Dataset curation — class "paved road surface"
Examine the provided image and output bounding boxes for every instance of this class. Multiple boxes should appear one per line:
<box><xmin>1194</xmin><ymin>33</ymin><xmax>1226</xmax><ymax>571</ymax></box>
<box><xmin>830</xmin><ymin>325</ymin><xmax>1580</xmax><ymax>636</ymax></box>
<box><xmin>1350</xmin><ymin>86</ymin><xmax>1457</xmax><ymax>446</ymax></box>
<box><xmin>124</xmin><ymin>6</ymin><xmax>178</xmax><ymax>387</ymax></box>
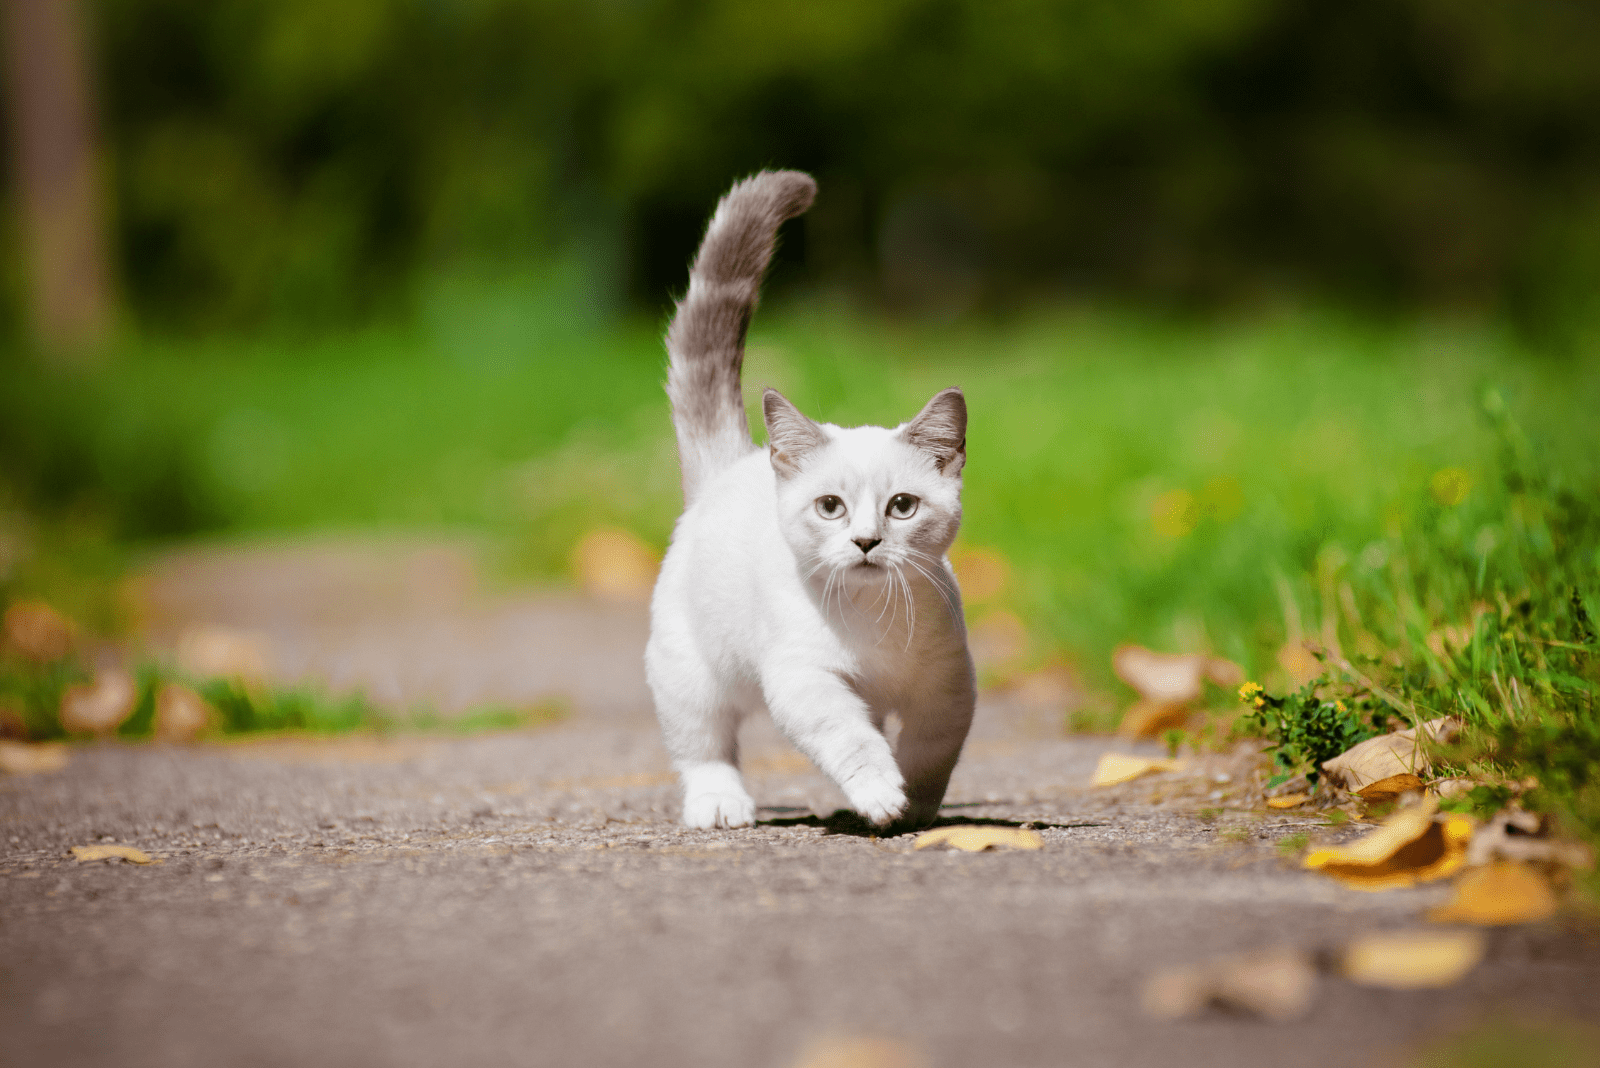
<box><xmin>4</xmin><ymin>540</ymin><xmax>1597</xmax><ymax>1067</ymax></box>
<box><xmin>5</xmin><ymin>716</ymin><xmax>1598</xmax><ymax>1068</ymax></box>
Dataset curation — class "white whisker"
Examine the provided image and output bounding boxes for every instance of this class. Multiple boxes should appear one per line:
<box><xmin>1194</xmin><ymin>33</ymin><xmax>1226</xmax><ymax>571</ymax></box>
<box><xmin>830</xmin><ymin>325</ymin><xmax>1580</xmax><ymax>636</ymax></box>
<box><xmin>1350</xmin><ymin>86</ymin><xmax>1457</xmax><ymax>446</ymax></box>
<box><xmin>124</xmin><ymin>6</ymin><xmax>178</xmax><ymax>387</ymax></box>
<box><xmin>904</xmin><ymin>554</ymin><xmax>960</xmax><ymax>626</ymax></box>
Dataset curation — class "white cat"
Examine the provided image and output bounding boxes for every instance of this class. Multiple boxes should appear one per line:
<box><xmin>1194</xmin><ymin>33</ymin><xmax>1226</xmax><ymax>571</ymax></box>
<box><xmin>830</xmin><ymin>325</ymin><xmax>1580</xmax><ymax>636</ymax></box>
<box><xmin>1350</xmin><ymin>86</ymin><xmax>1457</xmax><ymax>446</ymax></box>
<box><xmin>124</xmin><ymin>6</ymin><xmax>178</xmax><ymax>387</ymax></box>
<box><xmin>646</xmin><ymin>170</ymin><xmax>976</xmax><ymax>831</ymax></box>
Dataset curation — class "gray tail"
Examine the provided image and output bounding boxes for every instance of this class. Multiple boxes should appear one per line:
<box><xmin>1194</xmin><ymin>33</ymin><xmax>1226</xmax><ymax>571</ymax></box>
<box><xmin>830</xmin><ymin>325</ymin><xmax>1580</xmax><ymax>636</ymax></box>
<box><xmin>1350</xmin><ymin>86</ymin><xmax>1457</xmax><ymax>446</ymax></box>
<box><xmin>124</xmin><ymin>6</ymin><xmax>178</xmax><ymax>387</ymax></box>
<box><xmin>665</xmin><ymin>170</ymin><xmax>816</xmax><ymax>503</ymax></box>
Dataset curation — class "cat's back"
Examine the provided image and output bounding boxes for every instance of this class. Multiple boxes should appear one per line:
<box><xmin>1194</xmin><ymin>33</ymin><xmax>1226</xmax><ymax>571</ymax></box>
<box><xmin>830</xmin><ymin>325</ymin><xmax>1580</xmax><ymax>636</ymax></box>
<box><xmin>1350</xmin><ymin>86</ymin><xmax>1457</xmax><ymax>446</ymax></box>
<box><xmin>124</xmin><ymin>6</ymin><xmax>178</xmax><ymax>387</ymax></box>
<box><xmin>654</xmin><ymin>449</ymin><xmax>796</xmax><ymax>629</ymax></box>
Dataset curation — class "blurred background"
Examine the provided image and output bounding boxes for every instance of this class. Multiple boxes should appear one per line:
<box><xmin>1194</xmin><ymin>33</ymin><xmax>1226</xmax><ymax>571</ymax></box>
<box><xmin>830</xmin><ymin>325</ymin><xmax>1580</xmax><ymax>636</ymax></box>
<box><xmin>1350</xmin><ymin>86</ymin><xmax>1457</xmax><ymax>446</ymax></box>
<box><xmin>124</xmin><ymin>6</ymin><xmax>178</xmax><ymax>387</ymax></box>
<box><xmin>1</xmin><ymin>0</ymin><xmax>1598</xmax><ymax>734</ymax></box>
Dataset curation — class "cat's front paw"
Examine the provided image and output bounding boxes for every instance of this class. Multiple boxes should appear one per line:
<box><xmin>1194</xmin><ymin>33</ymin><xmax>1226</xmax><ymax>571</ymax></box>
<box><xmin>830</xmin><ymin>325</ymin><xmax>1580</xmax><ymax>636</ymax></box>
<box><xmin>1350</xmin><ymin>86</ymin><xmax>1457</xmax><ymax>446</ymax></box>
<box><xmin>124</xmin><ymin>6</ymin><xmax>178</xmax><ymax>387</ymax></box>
<box><xmin>844</xmin><ymin>776</ymin><xmax>908</xmax><ymax>828</ymax></box>
<box><xmin>682</xmin><ymin>790</ymin><xmax>756</xmax><ymax>829</ymax></box>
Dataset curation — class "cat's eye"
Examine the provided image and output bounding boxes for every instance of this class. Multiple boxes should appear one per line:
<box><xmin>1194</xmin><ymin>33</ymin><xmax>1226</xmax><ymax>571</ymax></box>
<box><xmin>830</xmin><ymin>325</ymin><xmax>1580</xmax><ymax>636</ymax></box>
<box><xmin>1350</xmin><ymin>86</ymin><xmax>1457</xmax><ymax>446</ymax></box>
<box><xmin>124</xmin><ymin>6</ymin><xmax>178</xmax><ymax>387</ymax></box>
<box><xmin>887</xmin><ymin>494</ymin><xmax>919</xmax><ymax>519</ymax></box>
<box><xmin>815</xmin><ymin>495</ymin><xmax>846</xmax><ymax>519</ymax></box>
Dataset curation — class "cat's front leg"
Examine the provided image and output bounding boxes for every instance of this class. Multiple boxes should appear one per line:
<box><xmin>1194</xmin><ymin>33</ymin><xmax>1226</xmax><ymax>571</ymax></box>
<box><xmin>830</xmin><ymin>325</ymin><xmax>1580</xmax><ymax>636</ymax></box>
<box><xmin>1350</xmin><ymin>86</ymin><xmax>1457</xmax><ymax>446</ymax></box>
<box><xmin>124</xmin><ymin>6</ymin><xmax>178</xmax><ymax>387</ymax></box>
<box><xmin>761</xmin><ymin>664</ymin><xmax>907</xmax><ymax>826</ymax></box>
<box><xmin>896</xmin><ymin>703</ymin><xmax>975</xmax><ymax>828</ymax></box>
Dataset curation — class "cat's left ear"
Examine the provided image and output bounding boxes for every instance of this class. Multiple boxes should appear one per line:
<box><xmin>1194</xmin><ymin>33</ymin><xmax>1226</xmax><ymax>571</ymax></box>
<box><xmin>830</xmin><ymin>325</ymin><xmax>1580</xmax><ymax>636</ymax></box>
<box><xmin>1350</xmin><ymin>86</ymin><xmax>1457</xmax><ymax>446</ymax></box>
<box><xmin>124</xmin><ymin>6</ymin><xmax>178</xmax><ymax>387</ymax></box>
<box><xmin>900</xmin><ymin>387</ymin><xmax>966</xmax><ymax>476</ymax></box>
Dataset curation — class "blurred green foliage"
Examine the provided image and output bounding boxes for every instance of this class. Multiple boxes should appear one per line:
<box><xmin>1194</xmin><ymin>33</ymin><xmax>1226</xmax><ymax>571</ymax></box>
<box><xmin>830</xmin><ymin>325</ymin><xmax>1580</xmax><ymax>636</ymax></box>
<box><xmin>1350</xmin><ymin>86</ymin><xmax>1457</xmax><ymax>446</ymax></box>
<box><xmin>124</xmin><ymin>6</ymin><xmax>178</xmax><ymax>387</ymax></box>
<box><xmin>3</xmin><ymin>0</ymin><xmax>1590</xmax><ymax>333</ymax></box>
<box><xmin>3</xmin><ymin>292</ymin><xmax>1596</xmax><ymax>682</ymax></box>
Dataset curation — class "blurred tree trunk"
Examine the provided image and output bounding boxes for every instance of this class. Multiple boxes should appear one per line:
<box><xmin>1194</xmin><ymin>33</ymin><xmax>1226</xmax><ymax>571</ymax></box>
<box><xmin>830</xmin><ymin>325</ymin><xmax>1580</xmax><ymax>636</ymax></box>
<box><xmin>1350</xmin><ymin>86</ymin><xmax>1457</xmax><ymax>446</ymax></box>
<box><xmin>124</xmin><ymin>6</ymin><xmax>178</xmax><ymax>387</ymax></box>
<box><xmin>1</xmin><ymin>0</ymin><xmax>113</xmax><ymax>360</ymax></box>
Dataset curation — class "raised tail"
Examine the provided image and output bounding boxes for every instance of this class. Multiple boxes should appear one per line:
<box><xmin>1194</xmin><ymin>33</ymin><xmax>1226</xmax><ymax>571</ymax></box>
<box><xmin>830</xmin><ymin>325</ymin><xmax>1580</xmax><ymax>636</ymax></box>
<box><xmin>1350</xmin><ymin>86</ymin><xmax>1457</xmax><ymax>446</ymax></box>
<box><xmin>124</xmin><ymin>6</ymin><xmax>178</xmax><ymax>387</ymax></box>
<box><xmin>665</xmin><ymin>170</ymin><xmax>816</xmax><ymax>503</ymax></box>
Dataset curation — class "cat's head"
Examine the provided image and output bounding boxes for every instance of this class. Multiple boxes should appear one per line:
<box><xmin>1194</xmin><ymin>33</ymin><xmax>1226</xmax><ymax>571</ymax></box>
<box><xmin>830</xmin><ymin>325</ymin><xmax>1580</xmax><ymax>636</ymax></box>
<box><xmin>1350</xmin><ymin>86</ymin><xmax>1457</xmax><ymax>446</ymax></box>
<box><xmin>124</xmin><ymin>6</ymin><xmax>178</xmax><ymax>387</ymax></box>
<box><xmin>763</xmin><ymin>387</ymin><xmax>965</xmax><ymax>585</ymax></box>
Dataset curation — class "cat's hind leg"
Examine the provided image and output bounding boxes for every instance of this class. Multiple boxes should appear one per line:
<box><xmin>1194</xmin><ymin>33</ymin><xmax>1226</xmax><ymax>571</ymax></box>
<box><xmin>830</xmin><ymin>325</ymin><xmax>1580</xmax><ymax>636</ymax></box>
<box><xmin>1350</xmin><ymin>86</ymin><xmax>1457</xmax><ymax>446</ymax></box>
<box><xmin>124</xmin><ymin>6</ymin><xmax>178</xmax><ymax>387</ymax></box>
<box><xmin>646</xmin><ymin>636</ymin><xmax>755</xmax><ymax>829</ymax></box>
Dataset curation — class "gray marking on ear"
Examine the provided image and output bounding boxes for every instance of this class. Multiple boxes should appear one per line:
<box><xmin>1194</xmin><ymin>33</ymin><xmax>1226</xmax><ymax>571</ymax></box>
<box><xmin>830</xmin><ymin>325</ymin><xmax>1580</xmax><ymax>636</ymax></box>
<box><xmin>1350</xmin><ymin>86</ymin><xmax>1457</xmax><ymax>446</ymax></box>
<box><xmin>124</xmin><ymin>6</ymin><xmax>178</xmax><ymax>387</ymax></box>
<box><xmin>901</xmin><ymin>387</ymin><xmax>966</xmax><ymax>476</ymax></box>
<box><xmin>762</xmin><ymin>388</ymin><xmax>827</xmax><ymax>478</ymax></box>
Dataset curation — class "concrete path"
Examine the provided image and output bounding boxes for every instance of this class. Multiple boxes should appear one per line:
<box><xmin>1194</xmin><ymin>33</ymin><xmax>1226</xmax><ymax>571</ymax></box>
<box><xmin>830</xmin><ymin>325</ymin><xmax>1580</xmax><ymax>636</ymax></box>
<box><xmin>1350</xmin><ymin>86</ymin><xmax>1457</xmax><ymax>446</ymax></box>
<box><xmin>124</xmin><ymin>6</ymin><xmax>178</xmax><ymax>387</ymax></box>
<box><xmin>4</xmin><ymin>540</ymin><xmax>1598</xmax><ymax>1067</ymax></box>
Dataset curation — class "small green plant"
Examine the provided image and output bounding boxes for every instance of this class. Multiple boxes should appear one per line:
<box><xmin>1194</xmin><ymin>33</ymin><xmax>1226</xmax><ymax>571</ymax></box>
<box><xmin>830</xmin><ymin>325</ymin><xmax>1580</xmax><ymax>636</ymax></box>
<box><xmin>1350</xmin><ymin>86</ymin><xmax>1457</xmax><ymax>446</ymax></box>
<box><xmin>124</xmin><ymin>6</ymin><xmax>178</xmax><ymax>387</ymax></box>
<box><xmin>1239</xmin><ymin>680</ymin><xmax>1381</xmax><ymax>788</ymax></box>
<box><xmin>1195</xmin><ymin>806</ymin><xmax>1222</xmax><ymax>823</ymax></box>
<box><xmin>1218</xmin><ymin>826</ymin><xmax>1251</xmax><ymax>843</ymax></box>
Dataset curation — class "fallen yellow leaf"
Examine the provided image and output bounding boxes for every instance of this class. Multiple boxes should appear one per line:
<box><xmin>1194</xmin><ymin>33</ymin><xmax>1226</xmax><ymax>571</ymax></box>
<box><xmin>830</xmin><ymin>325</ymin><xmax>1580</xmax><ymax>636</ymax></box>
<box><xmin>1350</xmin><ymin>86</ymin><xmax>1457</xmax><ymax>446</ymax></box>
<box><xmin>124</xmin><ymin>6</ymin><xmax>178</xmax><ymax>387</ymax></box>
<box><xmin>1356</xmin><ymin>773</ymin><xmax>1426</xmax><ymax>803</ymax></box>
<box><xmin>71</xmin><ymin>844</ymin><xmax>156</xmax><ymax>864</ymax></box>
<box><xmin>913</xmin><ymin>825</ymin><xmax>1043</xmax><ymax>852</ymax></box>
<box><xmin>1341</xmin><ymin>930</ymin><xmax>1486</xmax><ymax>989</ymax></box>
<box><xmin>0</xmin><ymin>740</ymin><xmax>70</xmax><ymax>775</ymax></box>
<box><xmin>792</xmin><ymin>1035</ymin><xmax>924</xmax><ymax>1068</ymax></box>
<box><xmin>1303</xmin><ymin>799</ymin><xmax>1473</xmax><ymax>890</ymax></box>
<box><xmin>1428</xmin><ymin>861</ymin><xmax>1559</xmax><ymax>926</ymax></box>
<box><xmin>1092</xmin><ymin>752</ymin><xmax>1179</xmax><ymax>787</ymax></box>
<box><xmin>571</xmin><ymin>528</ymin><xmax>658</xmax><ymax>601</ymax></box>
<box><xmin>1142</xmin><ymin>948</ymin><xmax>1315</xmax><ymax>1022</ymax></box>
<box><xmin>1266</xmin><ymin>793</ymin><xmax>1310</xmax><ymax>809</ymax></box>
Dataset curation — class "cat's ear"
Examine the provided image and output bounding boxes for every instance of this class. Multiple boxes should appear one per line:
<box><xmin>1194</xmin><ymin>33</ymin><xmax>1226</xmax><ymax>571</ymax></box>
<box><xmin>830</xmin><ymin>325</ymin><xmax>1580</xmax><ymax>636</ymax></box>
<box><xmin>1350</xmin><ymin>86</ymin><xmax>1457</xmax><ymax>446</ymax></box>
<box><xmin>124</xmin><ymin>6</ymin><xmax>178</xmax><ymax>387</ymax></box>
<box><xmin>900</xmin><ymin>387</ymin><xmax>966</xmax><ymax>476</ymax></box>
<box><xmin>763</xmin><ymin>388</ymin><xmax>827</xmax><ymax>477</ymax></box>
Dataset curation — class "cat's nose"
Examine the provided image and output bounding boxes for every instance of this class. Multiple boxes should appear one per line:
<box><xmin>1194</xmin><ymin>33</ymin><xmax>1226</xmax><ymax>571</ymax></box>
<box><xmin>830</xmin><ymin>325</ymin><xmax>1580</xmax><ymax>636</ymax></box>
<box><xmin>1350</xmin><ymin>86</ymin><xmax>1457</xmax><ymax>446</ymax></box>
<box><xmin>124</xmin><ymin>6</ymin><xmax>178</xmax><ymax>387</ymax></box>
<box><xmin>853</xmin><ymin>537</ymin><xmax>881</xmax><ymax>555</ymax></box>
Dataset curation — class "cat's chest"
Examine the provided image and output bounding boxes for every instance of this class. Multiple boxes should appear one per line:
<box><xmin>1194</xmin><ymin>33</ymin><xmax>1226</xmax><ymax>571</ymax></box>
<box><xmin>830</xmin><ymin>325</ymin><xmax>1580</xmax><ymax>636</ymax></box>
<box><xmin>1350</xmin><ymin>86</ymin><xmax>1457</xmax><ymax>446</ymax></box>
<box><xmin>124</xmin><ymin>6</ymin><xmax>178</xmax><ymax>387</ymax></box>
<box><xmin>837</xmin><ymin>621</ymin><xmax>956</xmax><ymax>698</ymax></box>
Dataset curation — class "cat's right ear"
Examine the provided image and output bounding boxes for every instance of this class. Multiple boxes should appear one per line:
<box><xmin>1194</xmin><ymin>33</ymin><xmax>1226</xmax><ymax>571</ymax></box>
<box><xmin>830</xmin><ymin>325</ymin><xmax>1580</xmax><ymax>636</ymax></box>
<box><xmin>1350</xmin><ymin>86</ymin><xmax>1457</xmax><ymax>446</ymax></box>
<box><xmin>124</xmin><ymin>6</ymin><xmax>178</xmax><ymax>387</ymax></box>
<box><xmin>763</xmin><ymin>389</ymin><xmax>826</xmax><ymax>478</ymax></box>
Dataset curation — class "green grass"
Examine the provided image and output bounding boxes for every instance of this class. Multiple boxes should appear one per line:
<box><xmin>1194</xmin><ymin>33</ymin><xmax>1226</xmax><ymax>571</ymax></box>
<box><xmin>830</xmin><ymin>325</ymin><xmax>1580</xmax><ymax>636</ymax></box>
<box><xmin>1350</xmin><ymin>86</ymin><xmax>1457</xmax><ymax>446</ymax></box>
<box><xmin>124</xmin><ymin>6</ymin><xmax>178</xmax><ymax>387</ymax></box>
<box><xmin>0</xmin><ymin>654</ymin><xmax>566</xmax><ymax>742</ymax></box>
<box><xmin>2</xmin><ymin>277</ymin><xmax>1597</xmax><ymax>756</ymax></box>
<box><xmin>1238</xmin><ymin>393</ymin><xmax>1599</xmax><ymax>852</ymax></box>
<box><xmin>4</xmin><ymin>293</ymin><xmax>1597</xmax><ymax>672</ymax></box>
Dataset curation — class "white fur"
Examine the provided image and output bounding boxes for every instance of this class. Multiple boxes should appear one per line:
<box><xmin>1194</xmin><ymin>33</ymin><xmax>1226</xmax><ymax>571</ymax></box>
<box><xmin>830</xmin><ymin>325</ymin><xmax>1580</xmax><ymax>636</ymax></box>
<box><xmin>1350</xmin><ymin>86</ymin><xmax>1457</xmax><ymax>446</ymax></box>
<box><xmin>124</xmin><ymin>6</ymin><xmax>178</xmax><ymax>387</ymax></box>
<box><xmin>646</xmin><ymin>418</ymin><xmax>976</xmax><ymax>830</ymax></box>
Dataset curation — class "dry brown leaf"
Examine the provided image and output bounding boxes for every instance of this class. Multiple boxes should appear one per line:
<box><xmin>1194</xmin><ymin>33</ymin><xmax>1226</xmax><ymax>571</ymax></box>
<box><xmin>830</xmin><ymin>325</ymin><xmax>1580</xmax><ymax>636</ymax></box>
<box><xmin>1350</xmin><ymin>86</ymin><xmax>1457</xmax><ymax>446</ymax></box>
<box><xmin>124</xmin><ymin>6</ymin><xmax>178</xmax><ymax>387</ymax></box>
<box><xmin>176</xmin><ymin>625</ymin><xmax>273</xmax><ymax>686</ymax></box>
<box><xmin>1341</xmin><ymin>930</ymin><xmax>1486</xmax><ymax>989</ymax></box>
<box><xmin>3</xmin><ymin>600</ymin><xmax>75</xmax><ymax>661</ymax></box>
<box><xmin>1142</xmin><ymin>948</ymin><xmax>1315</xmax><ymax>1022</ymax></box>
<box><xmin>1303</xmin><ymin>799</ymin><xmax>1474</xmax><ymax>890</ymax></box>
<box><xmin>0</xmin><ymin>740</ymin><xmax>70</xmax><ymax>775</ymax></box>
<box><xmin>1266</xmin><ymin>793</ymin><xmax>1310</xmax><ymax>809</ymax></box>
<box><xmin>154</xmin><ymin>683</ymin><xmax>211</xmax><ymax>743</ymax></box>
<box><xmin>1428</xmin><ymin>861</ymin><xmax>1558</xmax><ymax>926</ymax></box>
<box><xmin>1116</xmin><ymin>700</ymin><xmax>1190</xmax><ymax>739</ymax></box>
<box><xmin>1356</xmin><ymin>773</ymin><xmax>1427</xmax><ymax>803</ymax></box>
<box><xmin>1320</xmin><ymin>718</ymin><xmax>1459</xmax><ymax>792</ymax></box>
<box><xmin>571</xmin><ymin>528</ymin><xmax>658</xmax><ymax>601</ymax></box>
<box><xmin>71</xmin><ymin>844</ymin><xmax>156</xmax><ymax>864</ymax></box>
<box><xmin>913</xmin><ymin>825</ymin><xmax>1044</xmax><ymax>852</ymax></box>
<box><xmin>792</xmin><ymin>1035</ymin><xmax>925</xmax><ymax>1068</ymax></box>
<box><xmin>1465</xmin><ymin>809</ymin><xmax>1596</xmax><ymax>870</ymax></box>
<box><xmin>1112</xmin><ymin>646</ymin><xmax>1207</xmax><ymax>705</ymax></box>
<box><xmin>1091</xmin><ymin>753</ymin><xmax>1180</xmax><ymax>787</ymax></box>
<box><xmin>1111</xmin><ymin>646</ymin><xmax>1243</xmax><ymax>737</ymax></box>
<box><xmin>59</xmin><ymin>669</ymin><xmax>138</xmax><ymax>734</ymax></box>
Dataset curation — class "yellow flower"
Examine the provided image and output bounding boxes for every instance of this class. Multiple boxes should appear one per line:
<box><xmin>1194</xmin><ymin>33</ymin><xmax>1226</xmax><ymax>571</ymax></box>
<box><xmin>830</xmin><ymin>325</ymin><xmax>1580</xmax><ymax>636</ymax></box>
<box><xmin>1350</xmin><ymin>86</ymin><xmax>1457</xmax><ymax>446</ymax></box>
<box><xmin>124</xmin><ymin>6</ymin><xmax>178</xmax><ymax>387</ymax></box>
<box><xmin>1335</xmin><ymin>700</ymin><xmax>1347</xmax><ymax>713</ymax></box>
<box><xmin>1254</xmin><ymin>697</ymin><xmax>1266</xmax><ymax>708</ymax></box>
<box><xmin>1238</xmin><ymin>681</ymin><xmax>1264</xmax><ymax>703</ymax></box>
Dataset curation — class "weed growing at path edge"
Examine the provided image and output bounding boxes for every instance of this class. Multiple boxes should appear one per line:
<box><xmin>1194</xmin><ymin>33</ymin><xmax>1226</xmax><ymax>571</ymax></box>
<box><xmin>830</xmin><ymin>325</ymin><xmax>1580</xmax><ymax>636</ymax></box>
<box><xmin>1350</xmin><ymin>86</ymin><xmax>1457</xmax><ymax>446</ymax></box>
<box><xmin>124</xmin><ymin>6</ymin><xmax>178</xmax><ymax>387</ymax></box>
<box><xmin>1237</xmin><ymin>392</ymin><xmax>1600</xmax><ymax>849</ymax></box>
